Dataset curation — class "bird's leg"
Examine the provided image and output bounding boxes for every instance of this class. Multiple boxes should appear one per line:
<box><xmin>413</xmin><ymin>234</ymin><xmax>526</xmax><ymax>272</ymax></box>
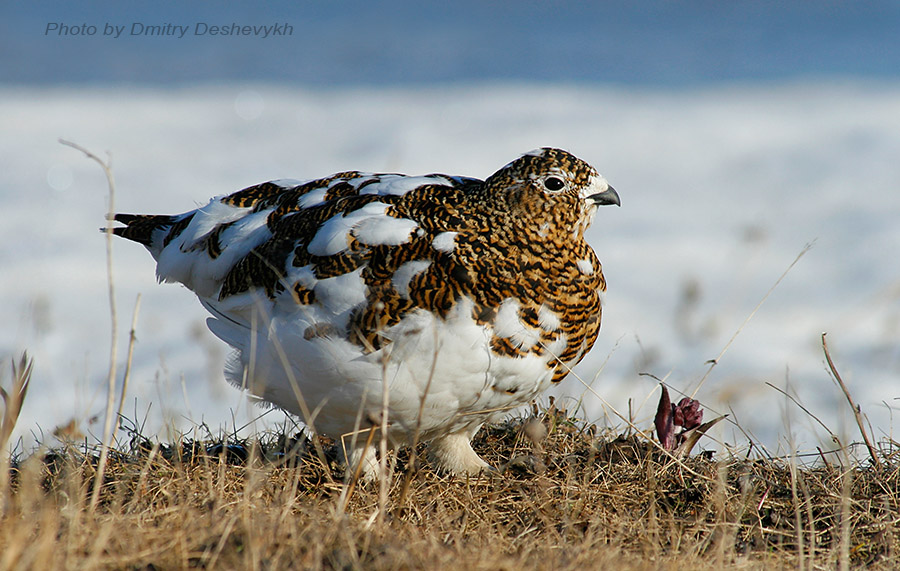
<box><xmin>428</xmin><ymin>429</ymin><xmax>492</xmax><ymax>475</ymax></box>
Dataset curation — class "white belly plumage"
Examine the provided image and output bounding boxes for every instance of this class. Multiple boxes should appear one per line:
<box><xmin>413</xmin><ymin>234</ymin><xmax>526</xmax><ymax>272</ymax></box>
<box><xmin>205</xmin><ymin>293</ymin><xmax>563</xmax><ymax>443</ymax></box>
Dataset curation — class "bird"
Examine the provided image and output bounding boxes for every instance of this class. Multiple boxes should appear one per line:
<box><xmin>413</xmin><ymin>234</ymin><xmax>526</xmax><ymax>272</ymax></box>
<box><xmin>110</xmin><ymin>147</ymin><xmax>620</xmax><ymax>479</ymax></box>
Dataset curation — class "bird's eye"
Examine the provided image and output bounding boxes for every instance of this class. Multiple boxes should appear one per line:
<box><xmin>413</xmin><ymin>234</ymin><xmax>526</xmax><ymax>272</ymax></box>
<box><xmin>543</xmin><ymin>176</ymin><xmax>565</xmax><ymax>191</ymax></box>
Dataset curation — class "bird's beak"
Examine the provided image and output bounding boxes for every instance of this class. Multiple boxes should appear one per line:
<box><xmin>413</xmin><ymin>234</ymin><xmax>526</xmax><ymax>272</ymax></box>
<box><xmin>588</xmin><ymin>186</ymin><xmax>620</xmax><ymax>207</ymax></box>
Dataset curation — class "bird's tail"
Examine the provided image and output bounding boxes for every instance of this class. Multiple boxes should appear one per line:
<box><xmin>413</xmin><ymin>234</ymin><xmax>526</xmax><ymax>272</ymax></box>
<box><xmin>102</xmin><ymin>212</ymin><xmax>192</xmax><ymax>253</ymax></box>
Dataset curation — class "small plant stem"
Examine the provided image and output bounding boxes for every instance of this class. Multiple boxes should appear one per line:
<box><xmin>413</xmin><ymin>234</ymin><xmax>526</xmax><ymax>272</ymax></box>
<box><xmin>822</xmin><ymin>333</ymin><xmax>882</xmax><ymax>470</ymax></box>
<box><xmin>116</xmin><ymin>295</ymin><xmax>142</xmax><ymax>430</ymax></box>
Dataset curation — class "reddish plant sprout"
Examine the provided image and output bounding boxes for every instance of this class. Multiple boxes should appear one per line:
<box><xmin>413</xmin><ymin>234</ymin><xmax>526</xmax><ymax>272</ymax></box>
<box><xmin>655</xmin><ymin>385</ymin><xmax>676</xmax><ymax>450</ymax></box>
<box><xmin>673</xmin><ymin>397</ymin><xmax>703</xmax><ymax>431</ymax></box>
<box><xmin>655</xmin><ymin>385</ymin><xmax>704</xmax><ymax>451</ymax></box>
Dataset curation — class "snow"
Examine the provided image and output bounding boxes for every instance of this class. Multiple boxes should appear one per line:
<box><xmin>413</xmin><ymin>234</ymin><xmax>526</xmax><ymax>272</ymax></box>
<box><xmin>1</xmin><ymin>82</ymin><xmax>898</xmax><ymax>459</ymax></box>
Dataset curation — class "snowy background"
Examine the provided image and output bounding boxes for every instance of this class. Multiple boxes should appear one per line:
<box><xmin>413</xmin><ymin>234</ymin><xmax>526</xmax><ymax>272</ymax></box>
<box><xmin>2</xmin><ymin>1</ymin><xmax>899</xmax><ymax>459</ymax></box>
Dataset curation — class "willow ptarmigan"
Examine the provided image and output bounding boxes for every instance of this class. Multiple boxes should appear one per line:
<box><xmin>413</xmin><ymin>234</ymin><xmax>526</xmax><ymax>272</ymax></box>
<box><xmin>111</xmin><ymin>147</ymin><xmax>620</xmax><ymax>478</ymax></box>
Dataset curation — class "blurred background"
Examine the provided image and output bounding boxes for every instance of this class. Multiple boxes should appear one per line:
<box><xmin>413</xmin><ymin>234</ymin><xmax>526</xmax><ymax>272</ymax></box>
<box><xmin>2</xmin><ymin>1</ymin><xmax>899</xmax><ymax>459</ymax></box>
<box><xmin>5</xmin><ymin>1</ymin><xmax>900</xmax><ymax>85</ymax></box>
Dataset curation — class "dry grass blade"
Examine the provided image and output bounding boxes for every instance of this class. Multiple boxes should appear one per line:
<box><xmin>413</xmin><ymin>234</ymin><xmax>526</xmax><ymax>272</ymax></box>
<box><xmin>765</xmin><ymin>381</ymin><xmax>842</xmax><ymax>447</ymax></box>
<box><xmin>692</xmin><ymin>241</ymin><xmax>813</xmax><ymax>397</ymax></box>
<box><xmin>0</xmin><ymin>354</ymin><xmax>32</xmax><ymax>452</ymax></box>
<box><xmin>59</xmin><ymin>138</ymin><xmax>121</xmax><ymax>512</ymax></box>
<box><xmin>115</xmin><ymin>295</ymin><xmax>142</xmax><ymax>430</ymax></box>
<box><xmin>341</xmin><ymin>425</ymin><xmax>378</xmax><ymax>511</ymax></box>
<box><xmin>822</xmin><ymin>333</ymin><xmax>882</xmax><ymax>470</ymax></box>
<box><xmin>0</xmin><ymin>353</ymin><xmax>33</xmax><ymax>513</ymax></box>
<box><xmin>675</xmin><ymin>414</ymin><xmax>728</xmax><ymax>458</ymax></box>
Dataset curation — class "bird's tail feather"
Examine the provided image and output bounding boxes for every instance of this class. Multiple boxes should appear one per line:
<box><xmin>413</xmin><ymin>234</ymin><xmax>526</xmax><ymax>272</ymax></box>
<box><xmin>102</xmin><ymin>212</ymin><xmax>191</xmax><ymax>252</ymax></box>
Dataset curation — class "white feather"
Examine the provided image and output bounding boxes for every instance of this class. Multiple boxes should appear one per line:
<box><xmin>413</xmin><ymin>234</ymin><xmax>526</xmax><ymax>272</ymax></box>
<box><xmin>492</xmin><ymin>297</ymin><xmax>541</xmax><ymax>349</ymax></box>
<box><xmin>576</xmin><ymin>258</ymin><xmax>594</xmax><ymax>275</ymax></box>
<box><xmin>537</xmin><ymin>304</ymin><xmax>561</xmax><ymax>331</ymax></box>
<box><xmin>391</xmin><ymin>259</ymin><xmax>431</xmax><ymax>298</ymax></box>
<box><xmin>581</xmin><ymin>173</ymin><xmax>611</xmax><ymax>200</ymax></box>
<box><xmin>493</xmin><ymin>298</ymin><xmax>522</xmax><ymax>339</ymax></box>
<box><xmin>359</xmin><ymin>174</ymin><xmax>452</xmax><ymax>197</ymax></box>
<box><xmin>348</xmin><ymin>175</ymin><xmax>378</xmax><ymax>189</ymax></box>
<box><xmin>269</xmin><ymin>178</ymin><xmax>304</xmax><ymax>188</ymax></box>
<box><xmin>352</xmin><ymin>215</ymin><xmax>418</xmax><ymax>247</ymax></box>
<box><xmin>184</xmin><ymin>198</ymin><xmax>250</xmax><ymax>240</ymax></box>
<box><xmin>313</xmin><ymin>267</ymin><xmax>367</xmax><ymax>316</ymax></box>
<box><xmin>286</xmin><ymin>264</ymin><xmax>318</xmax><ymax>291</ymax></box>
<box><xmin>156</xmin><ymin>201</ymin><xmax>273</xmax><ymax>297</ymax></box>
<box><xmin>306</xmin><ymin>201</ymin><xmax>391</xmax><ymax>256</ymax></box>
<box><xmin>297</xmin><ymin>187</ymin><xmax>328</xmax><ymax>208</ymax></box>
<box><xmin>431</xmin><ymin>231</ymin><xmax>458</xmax><ymax>253</ymax></box>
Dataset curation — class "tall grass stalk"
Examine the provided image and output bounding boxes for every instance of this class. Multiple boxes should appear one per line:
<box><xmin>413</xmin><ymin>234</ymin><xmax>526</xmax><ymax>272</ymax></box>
<box><xmin>60</xmin><ymin>139</ymin><xmax>123</xmax><ymax>513</ymax></box>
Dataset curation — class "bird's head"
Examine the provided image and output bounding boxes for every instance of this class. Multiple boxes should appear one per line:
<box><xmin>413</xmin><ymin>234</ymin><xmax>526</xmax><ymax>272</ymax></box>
<box><xmin>482</xmin><ymin>147</ymin><xmax>620</xmax><ymax>238</ymax></box>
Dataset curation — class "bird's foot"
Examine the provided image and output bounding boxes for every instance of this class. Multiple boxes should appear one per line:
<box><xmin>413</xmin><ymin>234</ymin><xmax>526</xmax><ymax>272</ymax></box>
<box><xmin>340</xmin><ymin>443</ymin><xmax>381</xmax><ymax>483</ymax></box>
<box><xmin>428</xmin><ymin>432</ymin><xmax>494</xmax><ymax>476</ymax></box>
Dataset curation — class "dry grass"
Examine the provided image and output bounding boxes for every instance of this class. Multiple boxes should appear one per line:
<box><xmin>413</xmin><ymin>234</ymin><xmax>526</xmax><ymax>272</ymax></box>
<box><xmin>2</xmin><ymin>400</ymin><xmax>898</xmax><ymax>570</ymax></box>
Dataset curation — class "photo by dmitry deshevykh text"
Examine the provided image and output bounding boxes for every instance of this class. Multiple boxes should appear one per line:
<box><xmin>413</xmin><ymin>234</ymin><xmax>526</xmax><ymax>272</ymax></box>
<box><xmin>44</xmin><ymin>22</ymin><xmax>294</xmax><ymax>39</ymax></box>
